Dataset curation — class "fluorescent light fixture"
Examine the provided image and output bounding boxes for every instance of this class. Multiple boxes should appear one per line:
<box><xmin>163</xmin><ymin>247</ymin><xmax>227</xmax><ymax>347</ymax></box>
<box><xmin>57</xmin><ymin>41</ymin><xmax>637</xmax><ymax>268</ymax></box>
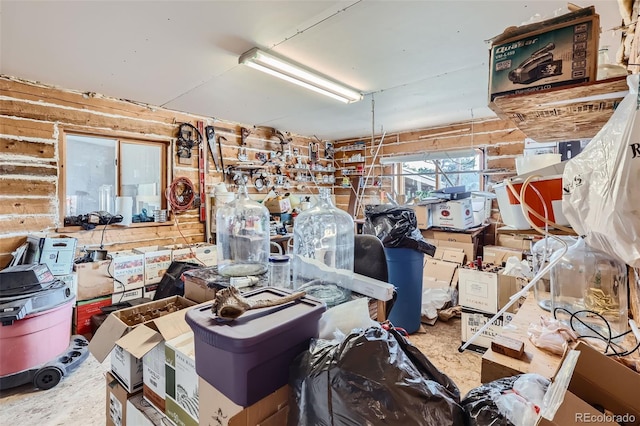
<box><xmin>239</xmin><ymin>47</ymin><xmax>363</xmax><ymax>104</ymax></box>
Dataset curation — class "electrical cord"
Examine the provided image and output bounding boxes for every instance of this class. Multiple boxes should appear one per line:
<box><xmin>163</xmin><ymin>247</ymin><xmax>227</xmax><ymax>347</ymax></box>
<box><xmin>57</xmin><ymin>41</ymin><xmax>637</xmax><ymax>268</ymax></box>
<box><xmin>553</xmin><ymin>307</ymin><xmax>640</xmax><ymax>357</ymax></box>
<box><xmin>166</xmin><ymin>177</ymin><xmax>196</xmax><ymax>212</ymax></box>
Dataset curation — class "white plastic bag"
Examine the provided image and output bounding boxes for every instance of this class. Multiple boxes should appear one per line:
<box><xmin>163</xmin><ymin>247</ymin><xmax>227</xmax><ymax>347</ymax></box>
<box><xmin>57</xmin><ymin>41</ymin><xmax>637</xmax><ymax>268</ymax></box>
<box><xmin>495</xmin><ymin>373</ymin><xmax>550</xmax><ymax>426</ymax></box>
<box><xmin>563</xmin><ymin>74</ymin><xmax>640</xmax><ymax>267</ymax></box>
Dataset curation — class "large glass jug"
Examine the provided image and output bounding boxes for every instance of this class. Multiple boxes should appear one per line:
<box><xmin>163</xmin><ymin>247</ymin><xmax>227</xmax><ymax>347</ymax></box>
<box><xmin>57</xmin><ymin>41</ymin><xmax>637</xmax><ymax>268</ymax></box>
<box><xmin>532</xmin><ymin>236</ymin><xmax>577</xmax><ymax>311</ymax></box>
<box><xmin>550</xmin><ymin>237</ymin><xmax>628</xmax><ymax>337</ymax></box>
<box><xmin>292</xmin><ymin>188</ymin><xmax>354</xmax><ymax>306</ymax></box>
<box><xmin>216</xmin><ymin>183</ymin><xmax>270</xmax><ymax>277</ymax></box>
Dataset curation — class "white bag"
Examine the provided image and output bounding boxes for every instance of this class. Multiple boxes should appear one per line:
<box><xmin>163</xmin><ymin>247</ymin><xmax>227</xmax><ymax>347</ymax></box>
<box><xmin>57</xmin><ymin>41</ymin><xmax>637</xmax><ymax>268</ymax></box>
<box><xmin>563</xmin><ymin>74</ymin><xmax>640</xmax><ymax>267</ymax></box>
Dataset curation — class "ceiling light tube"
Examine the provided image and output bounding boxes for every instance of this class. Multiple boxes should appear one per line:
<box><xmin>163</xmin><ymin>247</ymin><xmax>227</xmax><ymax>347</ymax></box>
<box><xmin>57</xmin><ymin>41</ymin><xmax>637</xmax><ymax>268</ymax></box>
<box><xmin>239</xmin><ymin>47</ymin><xmax>363</xmax><ymax>103</ymax></box>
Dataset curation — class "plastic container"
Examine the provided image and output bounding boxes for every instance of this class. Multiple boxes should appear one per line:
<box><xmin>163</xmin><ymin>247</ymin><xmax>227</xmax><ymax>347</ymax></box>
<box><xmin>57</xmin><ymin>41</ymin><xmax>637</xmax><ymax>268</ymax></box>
<box><xmin>515</xmin><ymin>154</ymin><xmax>561</xmax><ymax>175</ymax></box>
<box><xmin>216</xmin><ymin>184</ymin><xmax>270</xmax><ymax>277</ymax></box>
<box><xmin>185</xmin><ymin>287</ymin><xmax>325</xmax><ymax>406</ymax></box>
<box><xmin>385</xmin><ymin>247</ymin><xmax>424</xmax><ymax>334</ymax></box>
<box><xmin>292</xmin><ymin>188</ymin><xmax>354</xmax><ymax>307</ymax></box>
<box><xmin>268</xmin><ymin>255</ymin><xmax>290</xmax><ymax>288</ymax></box>
<box><xmin>531</xmin><ymin>236</ymin><xmax>577</xmax><ymax>311</ymax></box>
<box><xmin>550</xmin><ymin>237</ymin><xmax>628</xmax><ymax>338</ymax></box>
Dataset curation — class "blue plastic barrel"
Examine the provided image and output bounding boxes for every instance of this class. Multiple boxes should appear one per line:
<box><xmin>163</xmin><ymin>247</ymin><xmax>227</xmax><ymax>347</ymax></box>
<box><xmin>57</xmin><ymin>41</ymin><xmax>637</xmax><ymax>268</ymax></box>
<box><xmin>384</xmin><ymin>247</ymin><xmax>424</xmax><ymax>334</ymax></box>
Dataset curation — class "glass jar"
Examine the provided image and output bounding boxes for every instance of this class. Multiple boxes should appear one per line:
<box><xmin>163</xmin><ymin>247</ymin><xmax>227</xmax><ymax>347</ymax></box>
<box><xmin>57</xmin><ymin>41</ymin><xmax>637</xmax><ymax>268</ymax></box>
<box><xmin>550</xmin><ymin>237</ymin><xmax>628</xmax><ymax>337</ymax></box>
<box><xmin>532</xmin><ymin>236</ymin><xmax>577</xmax><ymax>311</ymax></box>
<box><xmin>292</xmin><ymin>187</ymin><xmax>354</xmax><ymax>306</ymax></box>
<box><xmin>216</xmin><ymin>183</ymin><xmax>270</xmax><ymax>277</ymax></box>
<box><xmin>268</xmin><ymin>255</ymin><xmax>291</xmax><ymax>288</ymax></box>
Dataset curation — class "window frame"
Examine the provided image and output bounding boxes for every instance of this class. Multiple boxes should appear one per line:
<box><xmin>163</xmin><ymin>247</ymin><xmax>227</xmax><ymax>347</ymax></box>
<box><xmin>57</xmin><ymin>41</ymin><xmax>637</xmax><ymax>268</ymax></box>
<box><xmin>59</xmin><ymin>130</ymin><xmax>171</xmax><ymax>220</ymax></box>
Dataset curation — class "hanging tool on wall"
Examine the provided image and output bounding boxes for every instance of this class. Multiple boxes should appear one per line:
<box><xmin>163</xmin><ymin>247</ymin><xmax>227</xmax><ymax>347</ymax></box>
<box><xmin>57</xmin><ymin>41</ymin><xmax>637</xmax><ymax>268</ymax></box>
<box><xmin>309</xmin><ymin>141</ymin><xmax>319</xmax><ymax>164</ymax></box>
<box><xmin>196</xmin><ymin>121</ymin><xmax>207</xmax><ymax>222</ymax></box>
<box><xmin>176</xmin><ymin>123</ymin><xmax>202</xmax><ymax>164</ymax></box>
<box><xmin>204</xmin><ymin>126</ymin><xmax>221</xmax><ymax>172</ymax></box>
<box><xmin>216</xmin><ymin>135</ymin><xmax>227</xmax><ymax>172</ymax></box>
<box><xmin>240</xmin><ymin>127</ymin><xmax>251</xmax><ymax>146</ymax></box>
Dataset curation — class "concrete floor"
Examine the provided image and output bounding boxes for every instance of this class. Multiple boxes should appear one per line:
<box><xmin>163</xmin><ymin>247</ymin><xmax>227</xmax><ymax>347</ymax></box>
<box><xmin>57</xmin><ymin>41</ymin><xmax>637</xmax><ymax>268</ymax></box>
<box><xmin>0</xmin><ymin>318</ymin><xmax>481</xmax><ymax>425</ymax></box>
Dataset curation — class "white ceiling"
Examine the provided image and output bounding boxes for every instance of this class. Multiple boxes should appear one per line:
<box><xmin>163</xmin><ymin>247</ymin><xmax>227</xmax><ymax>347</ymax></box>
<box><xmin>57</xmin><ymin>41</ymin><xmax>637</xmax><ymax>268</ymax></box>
<box><xmin>0</xmin><ymin>0</ymin><xmax>624</xmax><ymax>140</ymax></box>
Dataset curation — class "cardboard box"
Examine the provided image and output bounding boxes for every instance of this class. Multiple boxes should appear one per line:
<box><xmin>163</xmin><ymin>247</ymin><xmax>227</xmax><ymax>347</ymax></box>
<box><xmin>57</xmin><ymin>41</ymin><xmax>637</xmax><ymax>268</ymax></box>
<box><xmin>88</xmin><ymin>296</ymin><xmax>196</xmax><ymax>363</ymax></box>
<box><xmin>75</xmin><ymin>260</ymin><xmax>114</xmax><ymax>301</ymax></box>
<box><xmin>410</xmin><ymin>205</ymin><xmax>431</xmax><ymax>230</ymax></box>
<box><xmin>110</xmin><ymin>251</ymin><xmax>145</xmax><ymax>293</ymax></box>
<box><xmin>126</xmin><ymin>393</ymin><xmax>167</xmax><ymax>426</ymax></box>
<box><xmin>431</xmin><ymin>199</ymin><xmax>474</xmax><ymax>230</ymax></box>
<box><xmin>73</xmin><ymin>295</ymin><xmax>112</xmax><ymax>336</ymax></box>
<box><xmin>183</xmin><ymin>277</ymin><xmax>217</xmax><ymax>304</ymax></box>
<box><xmin>458</xmin><ymin>267</ymin><xmax>526</xmax><ymax>314</ymax></box>
<box><xmin>106</xmin><ymin>371</ymin><xmax>140</xmax><ymax>426</ymax></box>
<box><xmin>111</xmin><ymin>343</ymin><xmax>144</xmax><ymax>393</ymax></box>
<box><xmin>489</xmin><ymin>8</ymin><xmax>599</xmax><ymax>101</ymax></box>
<box><xmin>165</xmin><ymin>332</ymin><xmax>198</xmax><ymax>426</ymax></box>
<box><xmin>133</xmin><ymin>246</ymin><xmax>172</xmax><ymax>285</ymax></box>
<box><xmin>111</xmin><ymin>301</ymin><xmax>195</xmax><ymax>413</ymax></box>
<box><xmin>25</xmin><ymin>234</ymin><xmax>77</xmax><ymax>275</ymax></box>
<box><xmin>461</xmin><ymin>307</ymin><xmax>515</xmax><ymax>354</ymax></box>
<box><xmin>167</xmin><ymin>243</ymin><xmax>217</xmax><ymax>267</ymax></box>
<box><xmin>112</xmin><ymin>288</ymin><xmax>144</xmax><ymax>304</ymax></box>
<box><xmin>199</xmin><ymin>379</ymin><xmax>289</xmax><ymax>426</ymax></box>
<box><xmin>496</xmin><ymin>233</ymin><xmax>538</xmax><ymax>251</ymax></box>
<box><xmin>263</xmin><ymin>197</ymin><xmax>291</xmax><ymax>214</ymax></box>
<box><xmin>538</xmin><ymin>341</ymin><xmax>640</xmax><ymax>426</ymax></box>
<box><xmin>422</xmin><ymin>228</ymin><xmax>481</xmax><ymax>261</ymax></box>
<box><xmin>422</xmin><ymin>247</ymin><xmax>465</xmax><ymax>290</ymax></box>
<box><xmin>482</xmin><ymin>245</ymin><xmax>525</xmax><ymax>265</ymax></box>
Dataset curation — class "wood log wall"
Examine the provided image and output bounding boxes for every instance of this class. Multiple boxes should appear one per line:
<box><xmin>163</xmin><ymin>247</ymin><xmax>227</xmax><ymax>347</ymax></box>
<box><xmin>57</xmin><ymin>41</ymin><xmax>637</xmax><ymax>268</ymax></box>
<box><xmin>0</xmin><ymin>76</ymin><xmax>321</xmax><ymax>267</ymax></box>
<box><xmin>333</xmin><ymin>118</ymin><xmax>527</xmax><ymax>220</ymax></box>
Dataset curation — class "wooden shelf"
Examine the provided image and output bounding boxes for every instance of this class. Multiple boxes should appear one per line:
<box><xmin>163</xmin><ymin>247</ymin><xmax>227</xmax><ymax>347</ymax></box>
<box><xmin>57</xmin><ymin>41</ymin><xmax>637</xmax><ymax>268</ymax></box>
<box><xmin>489</xmin><ymin>76</ymin><xmax>629</xmax><ymax>142</ymax></box>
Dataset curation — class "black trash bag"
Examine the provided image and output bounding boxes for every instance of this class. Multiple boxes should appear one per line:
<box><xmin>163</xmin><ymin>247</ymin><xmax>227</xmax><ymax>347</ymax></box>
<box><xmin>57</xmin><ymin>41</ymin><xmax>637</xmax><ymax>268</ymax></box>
<box><xmin>363</xmin><ymin>204</ymin><xmax>436</xmax><ymax>256</ymax></box>
<box><xmin>288</xmin><ymin>327</ymin><xmax>465</xmax><ymax>426</ymax></box>
<box><xmin>462</xmin><ymin>375</ymin><xmax>519</xmax><ymax>426</ymax></box>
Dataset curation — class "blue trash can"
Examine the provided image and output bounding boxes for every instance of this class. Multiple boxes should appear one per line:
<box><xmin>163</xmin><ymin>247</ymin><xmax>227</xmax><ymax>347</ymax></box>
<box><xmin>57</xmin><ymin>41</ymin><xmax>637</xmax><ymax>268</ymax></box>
<box><xmin>384</xmin><ymin>247</ymin><xmax>424</xmax><ymax>334</ymax></box>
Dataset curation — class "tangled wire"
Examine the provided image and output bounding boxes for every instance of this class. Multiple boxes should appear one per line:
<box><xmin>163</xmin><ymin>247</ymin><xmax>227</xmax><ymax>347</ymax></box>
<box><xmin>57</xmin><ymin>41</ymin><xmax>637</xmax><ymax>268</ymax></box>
<box><xmin>166</xmin><ymin>176</ymin><xmax>195</xmax><ymax>212</ymax></box>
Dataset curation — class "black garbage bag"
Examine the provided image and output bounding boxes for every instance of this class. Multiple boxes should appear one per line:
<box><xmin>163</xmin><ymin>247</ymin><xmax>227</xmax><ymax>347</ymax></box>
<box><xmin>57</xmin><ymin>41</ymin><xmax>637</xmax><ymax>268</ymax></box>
<box><xmin>363</xmin><ymin>204</ymin><xmax>436</xmax><ymax>256</ymax></box>
<box><xmin>288</xmin><ymin>327</ymin><xmax>465</xmax><ymax>425</ymax></box>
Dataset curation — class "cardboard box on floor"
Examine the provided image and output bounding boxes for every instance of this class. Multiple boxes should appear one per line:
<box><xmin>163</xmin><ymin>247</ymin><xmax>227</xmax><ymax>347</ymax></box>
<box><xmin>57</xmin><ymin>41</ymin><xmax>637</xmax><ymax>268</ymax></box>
<box><xmin>538</xmin><ymin>341</ymin><xmax>640</xmax><ymax>426</ymax></box>
<box><xmin>199</xmin><ymin>378</ymin><xmax>289</xmax><ymax>426</ymax></box>
<box><xmin>458</xmin><ymin>267</ymin><xmax>527</xmax><ymax>314</ymax></box>
<box><xmin>461</xmin><ymin>307</ymin><xmax>515</xmax><ymax>354</ymax></box>
<box><xmin>423</xmin><ymin>247</ymin><xmax>465</xmax><ymax>290</ymax></box>
<box><xmin>106</xmin><ymin>371</ymin><xmax>140</xmax><ymax>426</ymax></box>
<box><xmin>126</xmin><ymin>393</ymin><xmax>167</xmax><ymax>426</ymax></box>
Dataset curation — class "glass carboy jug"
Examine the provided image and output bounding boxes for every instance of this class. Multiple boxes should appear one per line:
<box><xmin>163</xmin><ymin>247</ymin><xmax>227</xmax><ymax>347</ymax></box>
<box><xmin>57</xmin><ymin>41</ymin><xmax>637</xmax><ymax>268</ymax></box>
<box><xmin>532</xmin><ymin>236</ymin><xmax>577</xmax><ymax>311</ymax></box>
<box><xmin>292</xmin><ymin>188</ymin><xmax>354</xmax><ymax>306</ymax></box>
<box><xmin>216</xmin><ymin>183</ymin><xmax>270</xmax><ymax>277</ymax></box>
<box><xmin>550</xmin><ymin>237</ymin><xmax>628</xmax><ymax>337</ymax></box>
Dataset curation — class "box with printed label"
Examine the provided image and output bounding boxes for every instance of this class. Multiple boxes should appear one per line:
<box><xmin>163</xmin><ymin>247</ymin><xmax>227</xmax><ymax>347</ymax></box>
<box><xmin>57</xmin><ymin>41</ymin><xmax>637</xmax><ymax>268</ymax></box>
<box><xmin>73</xmin><ymin>295</ymin><xmax>112</xmax><ymax>336</ymax></box>
<box><xmin>143</xmin><ymin>284</ymin><xmax>158</xmax><ymax>301</ymax></box>
<box><xmin>167</xmin><ymin>243</ymin><xmax>217</xmax><ymax>267</ymax></box>
<box><xmin>25</xmin><ymin>234</ymin><xmax>77</xmax><ymax>275</ymax></box>
<box><xmin>112</xmin><ymin>288</ymin><xmax>144</xmax><ymax>304</ymax></box>
<box><xmin>458</xmin><ymin>267</ymin><xmax>526</xmax><ymax>314</ymax></box>
<box><xmin>165</xmin><ymin>332</ymin><xmax>199</xmax><ymax>426</ymax></box>
<box><xmin>111</xmin><ymin>344</ymin><xmax>144</xmax><ymax>394</ymax></box>
<box><xmin>199</xmin><ymin>379</ymin><xmax>289</xmax><ymax>426</ymax></box>
<box><xmin>110</xmin><ymin>251</ymin><xmax>145</xmax><ymax>293</ymax></box>
<box><xmin>106</xmin><ymin>371</ymin><xmax>140</xmax><ymax>426</ymax></box>
<box><xmin>431</xmin><ymin>199</ymin><xmax>474</xmax><ymax>230</ymax></box>
<box><xmin>133</xmin><ymin>246</ymin><xmax>172</xmax><ymax>285</ymax></box>
<box><xmin>58</xmin><ymin>272</ymin><xmax>78</xmax><ymax>298</ymax></box>
<box><xmin>488</xmin><ymin>8</ymin><xmax>599</xmax><ymax>101</ymax></box>
<box><xmin>422</xmin><ymin>227</ymin><xmax>484</xmax><ymax>261</ymax></box>
<box><xmin>461</xmin><ymin>307</ymin><xmax>515</xmax><ymax>354</ymax></box>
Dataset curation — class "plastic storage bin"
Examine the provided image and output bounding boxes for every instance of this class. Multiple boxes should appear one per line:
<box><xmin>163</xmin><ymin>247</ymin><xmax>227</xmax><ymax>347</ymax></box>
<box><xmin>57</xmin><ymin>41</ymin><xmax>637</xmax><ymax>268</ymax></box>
<box><xmin>185</xmin><ymin>287</ymin><xmax>325</xmax><ymax>406</ymax></box>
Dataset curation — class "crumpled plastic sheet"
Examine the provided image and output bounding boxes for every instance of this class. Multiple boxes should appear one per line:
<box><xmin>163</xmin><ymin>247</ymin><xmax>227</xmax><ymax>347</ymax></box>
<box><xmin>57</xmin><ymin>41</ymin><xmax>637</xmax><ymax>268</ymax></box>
<box><xmin>363</xmin><ymin>204</ymin><xmax>436</xmax><ymax>256</ymax></box>
<box><xmin>288</xmin><ymin>326</ymin><xmax>465</xmax><ymax>425</ymax></box>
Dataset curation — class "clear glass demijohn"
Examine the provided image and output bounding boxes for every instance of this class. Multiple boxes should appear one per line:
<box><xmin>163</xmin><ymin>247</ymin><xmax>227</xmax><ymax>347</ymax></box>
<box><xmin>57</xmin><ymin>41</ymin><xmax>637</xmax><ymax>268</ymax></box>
<box><xmin>216</xmin><ymin>183</ymin><xmax>270</xmax><ymax>277</ymax></box>
<box><xmin>531</xmin><ymin>235</ymin><xmax>577</xmax><ymax>311</ymax></box>
<box><xmin>550</xmin><ymin>237</ymin><xmax>628</xmax><ymax>338</ymax></box>
<box><xmin>292</xmin><ymin>187</ymin><xmax>354</xmax><ymax>306</ymax></box>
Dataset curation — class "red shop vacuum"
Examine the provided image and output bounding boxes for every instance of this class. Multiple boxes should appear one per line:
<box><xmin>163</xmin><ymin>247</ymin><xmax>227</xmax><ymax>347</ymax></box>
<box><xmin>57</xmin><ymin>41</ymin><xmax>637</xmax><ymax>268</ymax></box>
<box><xmin>0</xmin><ymin>264</ymin><xmax>88</xmax><ymax>390</ymax></box>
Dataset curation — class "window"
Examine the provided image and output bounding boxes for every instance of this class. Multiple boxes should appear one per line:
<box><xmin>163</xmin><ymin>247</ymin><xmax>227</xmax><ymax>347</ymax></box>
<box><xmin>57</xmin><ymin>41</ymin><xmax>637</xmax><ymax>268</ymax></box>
<box><xmin>62</xmin><ymin>134</ymin><xmax>168</xmax><ymax>217</ymax></box>
<box><xmin>380</xmin><ymin>148</ymin><xmax>484</xmax><ymax>200</ymax></box>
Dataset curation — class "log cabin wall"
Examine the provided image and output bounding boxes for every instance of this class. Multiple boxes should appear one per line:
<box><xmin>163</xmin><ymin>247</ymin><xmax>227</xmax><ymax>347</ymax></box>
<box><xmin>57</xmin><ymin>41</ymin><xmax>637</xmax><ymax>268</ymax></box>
<box><xmin>332</xmin><ymin>118</ymin><xmax>527</xmax><ymax>224</ymax></box>
<box><xmin>0</xmin><ymin>76</ymin><xmax>320</xmax><ymax>267</ymax></box>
